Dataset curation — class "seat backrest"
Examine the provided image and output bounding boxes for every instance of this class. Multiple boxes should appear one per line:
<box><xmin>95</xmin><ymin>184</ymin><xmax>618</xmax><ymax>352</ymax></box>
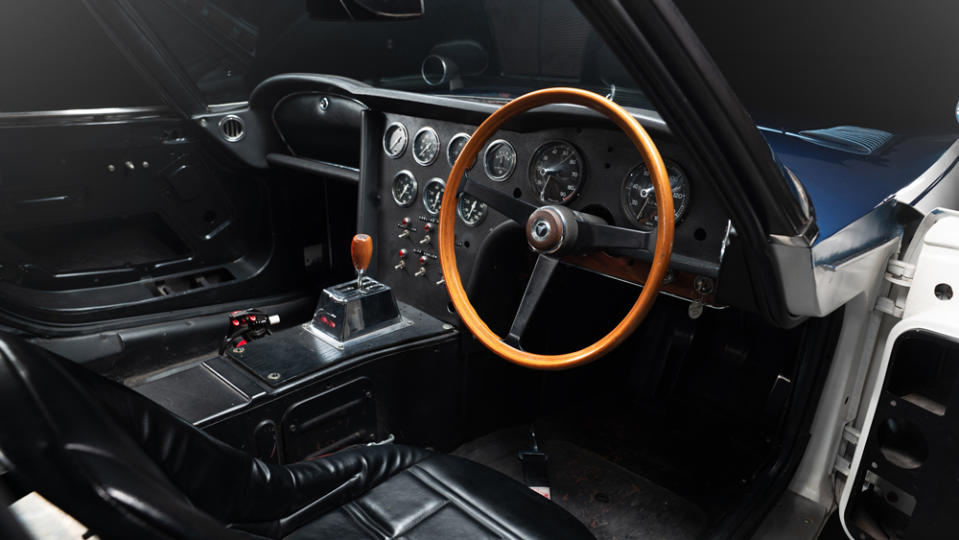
<box><xmin>0</xmin><ymin>333</ymin><xmax>254</xmax><ymax>539</ymax></box>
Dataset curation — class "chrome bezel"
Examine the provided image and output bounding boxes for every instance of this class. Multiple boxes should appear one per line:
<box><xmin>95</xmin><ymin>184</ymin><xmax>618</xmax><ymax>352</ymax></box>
<box><xmin>456</xmin><ymin>193</ymin><xmax>487</xmax><ymax>227</ymax></box>
<box><xmin>422</xmin><ymin>177</ymin><xmax>446</xmax><ymax>215</ymax></box>
<box><xmin>218</xmin><ymin>114</ymin><xmax>246</xmax><ymax>142</ymax></box>
<box><xmin>621</xmin><ymin>159</ymin><xmax>691</xmax><ymax>230</ymax></box>
<box><xmin>383</xmin><ymin>122</ymin><xmax>408</xmax><ymax>159</ymax></box>
<box><xmin>483</xmin><ymin>139</ymin><xmax>517</xmax><ymax>182</ymax></box>
<box><xmin>390</xmin><ymin>170</ymin><xmax>418</xmax><ymax>207</ymax></box>
<box><xmin>447</xmin><ymin>132</ymin><xmax>471</xmax><ymax>166</ymax></box>
<box><xmin>528</xmin><ymin>139</ymin><xmax>584</xmax><ymax>204</ymax></box>
<box><xmin>412</xmin><ymin>126</ymin><xmax>440</xmax><ymax>166</ymax></box>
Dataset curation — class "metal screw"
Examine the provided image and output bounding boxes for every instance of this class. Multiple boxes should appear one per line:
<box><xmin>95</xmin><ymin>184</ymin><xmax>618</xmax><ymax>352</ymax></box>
<box><xmin>107</xmin><ymin>164</ymin><xmax>116</xmax><ymax>173</ymax></box>
<box><xmin>267</xmin><ymin>372</ymin><xmax>281</xmax><ymax>380</ymax></box>
<box><xmin>141</xmin><ymin>161</ymin><xmax>150</xmax><ymax>169</ymax></box>
<box><xmin>124</xmin><ymin>161</ymin><xmax>135</xmax><ymax>171</ymax></box>
<box><xmin>442</xmin><ymin>324</ymin><xmax>453</xmax><ymax>330</ymax></box>
<box><xmin>318</xmin><ymin>97</ymin><xmax>330</xmax><ymax>111</ymax></box>
<box><xmin>364</xmin><ymin>390</ymin><xmax>373</xmax><ymax>399</ymax></box>
<box><xmin>199</xmin><ymin>118</ymin><xmax>208</xmax><ymax>127</ymax></box>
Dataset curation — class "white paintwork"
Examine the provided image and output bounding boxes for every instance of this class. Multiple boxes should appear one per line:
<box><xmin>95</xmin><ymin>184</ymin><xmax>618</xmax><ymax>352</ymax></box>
<box><xmin>838</xmin><ymin>209</ymin><xmax>959</xmax><ymax>538</ymax></box>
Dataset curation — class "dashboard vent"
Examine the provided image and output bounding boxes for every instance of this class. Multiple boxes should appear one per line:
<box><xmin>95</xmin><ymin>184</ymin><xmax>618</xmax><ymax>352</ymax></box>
<box><xmin>794</xmin><ymin>126</ymin><xmax>893</xmax><ymax>155</ymax></box>
<box><xmin>218</xmin><ymin>115</ymin><xmax>245</xmax><ymax>142</ymax></box>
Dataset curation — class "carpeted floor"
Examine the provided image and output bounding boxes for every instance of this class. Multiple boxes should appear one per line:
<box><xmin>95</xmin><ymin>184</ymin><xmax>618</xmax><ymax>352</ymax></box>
<box><xmin>454</xmin><ymin>426</ymin><xmax>707</xmax><ymax>540</ymax></box>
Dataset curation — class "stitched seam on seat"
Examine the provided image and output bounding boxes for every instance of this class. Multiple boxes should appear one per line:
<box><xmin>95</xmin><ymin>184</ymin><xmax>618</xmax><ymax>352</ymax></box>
<box><xmin>343</xmin><ymin>501</ymin><xmax>392</xmax><ymax>539</ymax></box>
<box><xmin>408</xmin><ymin>465</ymin><xmax>518</xmax><ymax>540</ymax></box>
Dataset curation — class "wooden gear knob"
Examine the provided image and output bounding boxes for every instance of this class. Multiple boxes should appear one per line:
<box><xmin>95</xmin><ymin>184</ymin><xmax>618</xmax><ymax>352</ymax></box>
<box><xmin>351</xmin><ymin>234</ymin><xmax>373</xmax><ymax>274</ymax></box>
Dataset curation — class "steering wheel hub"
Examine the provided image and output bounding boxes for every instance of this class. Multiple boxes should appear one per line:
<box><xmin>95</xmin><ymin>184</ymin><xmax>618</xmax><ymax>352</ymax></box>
<box><xmin>526</xmin><ymin>206</ymin><xmax>574</xmax><ymax>254</ymax></box>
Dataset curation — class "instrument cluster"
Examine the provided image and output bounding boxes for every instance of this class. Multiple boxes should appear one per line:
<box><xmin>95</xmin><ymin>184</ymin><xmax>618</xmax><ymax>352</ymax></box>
<box><xmin>382</xmin><ymin>120</ymin><xmax>693</xmax><ymax>231</ymax></box>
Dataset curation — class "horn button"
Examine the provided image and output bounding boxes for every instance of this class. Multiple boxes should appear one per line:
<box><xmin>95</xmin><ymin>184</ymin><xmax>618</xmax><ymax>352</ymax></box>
<box><xmin>526</xmin><ymin>206</ymin><xmax>579</xmax><ymax>254</ymax></box>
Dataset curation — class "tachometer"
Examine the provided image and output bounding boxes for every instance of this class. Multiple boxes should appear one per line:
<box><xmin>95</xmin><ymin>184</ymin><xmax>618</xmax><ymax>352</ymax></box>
<box><xmin>447</xmin><ymin>133</ymin><xmax>471</xmax><ymax>166</ymax></box>
<box><xmin>483</xmin><ymin>140</ymin><xmax>516</xmax><ymax>181</ymax></box>
<box><xmin>423</xmin><ymin>178</ymin><xmax>446</xmax><ymax>215</ymax></box>
<box><xmin>412</xmin><ymin>127</ymin><xmax>440</xmax><ymax>166</ymax></box>
<box><xmin>621</xmin><ymin>161</ymin><xmax>690</xmax><ymax>230</ymax></box>
<box><xmin>529</xmin><ymin>140</ymin><xmax>584</xmax><ymax>204</ymax></box>
<box><xmin>391</xmin><ymin>170</ymin><xmax>418</xmax><ymax>207</ymax></box>
<box><xmin>383</xmin><ymin>122</ymin><xmax>408</xmax><ymax>158</ymax></box>
<box><xmin>457</xmin><ymin>193</ymin><xmax>488</xmax><ymax>227</ymax></box>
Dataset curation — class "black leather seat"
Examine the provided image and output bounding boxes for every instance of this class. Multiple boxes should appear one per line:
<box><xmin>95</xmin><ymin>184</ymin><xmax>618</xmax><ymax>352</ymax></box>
<box><xmin>0</xmin><ymin>335</ymin><xmax>594</xmax><ymax>539</ymax></box>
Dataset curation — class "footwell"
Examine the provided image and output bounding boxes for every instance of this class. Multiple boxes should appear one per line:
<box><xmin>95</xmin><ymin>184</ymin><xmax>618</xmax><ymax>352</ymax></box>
<box><xmin>454</xmin><ymin>427</ymin><xmax>707</xmax><ymax>540</ymax></box>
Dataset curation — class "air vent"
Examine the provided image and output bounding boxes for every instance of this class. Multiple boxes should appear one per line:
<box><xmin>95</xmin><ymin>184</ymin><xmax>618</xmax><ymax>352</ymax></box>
<box><xmin>218</xmin><ymin>115</ymin><xmax>245</xmax><ymax>142</ymax></box>
<box><xmin>794</xmin><ymin>125</ymin><xmax>893</xmax><ymax>155</ymax></box>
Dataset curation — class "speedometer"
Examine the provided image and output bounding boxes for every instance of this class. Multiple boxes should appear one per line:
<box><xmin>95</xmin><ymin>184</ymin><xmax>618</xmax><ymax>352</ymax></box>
<box><xmin>528</xmin><ymin>140</ymin><xmax>584</xmax><ymax>204</ymax></box>
<box><xmin>621</xmin><ymin>161</ymin><xmax>690</xmax><ymax>230</ymax></box>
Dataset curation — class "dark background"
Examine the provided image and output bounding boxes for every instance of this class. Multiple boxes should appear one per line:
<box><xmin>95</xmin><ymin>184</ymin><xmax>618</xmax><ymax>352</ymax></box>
<box><xmin>676</xmin><ymin>0</ymin><xmax>959</xmax><ymax>133</ymax></box>
<box><xmin>2</xmin><ymin>1</ymin><xmax>958</xmax><ymax>136</ymax></box>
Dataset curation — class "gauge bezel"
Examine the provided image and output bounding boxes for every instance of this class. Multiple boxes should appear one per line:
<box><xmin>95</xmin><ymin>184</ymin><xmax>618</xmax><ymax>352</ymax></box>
<box><xmin>621</xmin><ymin>159</ymin><xmax>691</xmax><ymax>230</ymax></box>
<box><xmin>456</xmin><ymin>193</ymin><xmax>487</xmax><ymax>227</ymax></box>
<box><xmin>447</xmin><ymin>132</ymin><xmax>471</xmax><ymax>167</ymax></box>
<box><xmin>383</xmin><ymin>122</ymin><xmax>408</xmax><ymax>159</ymax></box>
<box><xmin>390</xmin><ymin>170</ymin><xmax>418</xmax><ymax>207</ymax></box>
<box><xmin>483</xmin><ymin>139</ymin><xmax>517</xmax><ymax>182</ymax></box>
<box><xmin>528</xmin><ymin>139</ymin><xmax>585</xmax><ymax>204</ymax></box>
<box><xmin>422</xmin><ymin>177</ymin><xmax>446</xmax><ymax>215</ymax></box>
<box><xmin>412</xmin><ymin>126</ymin><xmax>440</xmax><ymax>166</ymax></box>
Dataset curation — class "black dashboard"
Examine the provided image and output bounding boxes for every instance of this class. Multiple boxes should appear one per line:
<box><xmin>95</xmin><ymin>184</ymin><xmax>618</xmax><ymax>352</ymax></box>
<box><xmin>261</xmin><ymin>79</ymin><xmax>732</xmax><ymax>326</ymax></box>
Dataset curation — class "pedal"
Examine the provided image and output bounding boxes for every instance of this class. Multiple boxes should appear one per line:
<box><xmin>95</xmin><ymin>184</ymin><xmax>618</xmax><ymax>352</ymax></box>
<box><xmin>518</xmin><ymin>427</ymin><xmax>550</xmax><ymax>499</ymax></box>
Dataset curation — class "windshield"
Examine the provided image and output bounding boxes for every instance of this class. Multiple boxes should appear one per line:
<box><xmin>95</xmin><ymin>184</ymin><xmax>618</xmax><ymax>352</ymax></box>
<box><xmin>130</xmin><ymin>0</ymin><xmax>650</xmax><ymax>108</ymax></box>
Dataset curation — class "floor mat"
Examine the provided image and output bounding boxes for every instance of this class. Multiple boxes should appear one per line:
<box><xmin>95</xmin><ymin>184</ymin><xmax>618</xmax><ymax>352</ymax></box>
<box><xmin>454</xmin><ymin>427</ymin><xmax>707</xmax><ymax>540</ymax></box>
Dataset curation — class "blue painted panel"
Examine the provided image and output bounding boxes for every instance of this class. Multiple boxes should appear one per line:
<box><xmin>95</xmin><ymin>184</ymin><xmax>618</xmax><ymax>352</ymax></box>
<box><xmin>762</xmin><ymin>130</ymin><xmax>954</xmax><ymax>241</ymax></box>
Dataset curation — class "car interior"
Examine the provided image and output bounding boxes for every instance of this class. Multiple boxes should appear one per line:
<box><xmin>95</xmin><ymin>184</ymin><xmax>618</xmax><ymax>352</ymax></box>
<box><xmin>0</xmin><ymin>1</ymin><xmax>851</xmax><ymax>538</ymax></box>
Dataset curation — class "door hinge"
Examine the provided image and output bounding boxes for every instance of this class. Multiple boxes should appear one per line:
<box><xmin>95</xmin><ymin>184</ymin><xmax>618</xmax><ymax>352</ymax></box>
<box><xmin>874</xmin><ymin>258</ymin><xmax>915</xmax><ymax>318</ymax></box>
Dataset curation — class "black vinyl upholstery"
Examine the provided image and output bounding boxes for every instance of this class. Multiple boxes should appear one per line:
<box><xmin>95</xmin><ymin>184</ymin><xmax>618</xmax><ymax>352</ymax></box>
<box><xmin>0</xmin><ymin>334</ymin><xmax>594</xmax><ymax>539</ymax></box>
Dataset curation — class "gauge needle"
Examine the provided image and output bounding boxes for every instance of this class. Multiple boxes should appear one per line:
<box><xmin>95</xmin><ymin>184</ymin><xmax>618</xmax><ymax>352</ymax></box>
<box><xmin>401</xmin><ymin>184</ymin><xmax>411</xmax><ymax>198</ymax></box>
<box><xmin>540</xmin><ymin>174</ymin><xmax>553</xmax><ymax>200</ymax></box>
<box><xmin>468</xmin><ymin>200</ymin><xmax>477</xmax><ymax>218</ymax></box>
<box><xmin>634</xmin><ymin>196</ymin><xmax>650</xmax><ymax>222</ymax></box>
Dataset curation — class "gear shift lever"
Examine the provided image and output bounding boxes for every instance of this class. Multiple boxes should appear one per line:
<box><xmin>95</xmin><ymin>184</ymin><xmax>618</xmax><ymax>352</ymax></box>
<box><xmin>310</xmin><ymin>232</ymin><xmax>400</xmax><ymax>342</ymax></box>
<box><xmin>351</xmin><ymin>234</ymin><xmax>372</xmax><ymax>290</ymax></box>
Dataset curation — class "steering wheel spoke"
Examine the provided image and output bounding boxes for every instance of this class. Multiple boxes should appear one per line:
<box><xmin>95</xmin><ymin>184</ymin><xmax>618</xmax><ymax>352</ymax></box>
<box><xmin>575</xmin><ymin>220</ymin><xmax>653</xmax><ymax>256</ymax></box>
<box><xmin>504</xmin><ymin>255</ymin><xmax>559</xmax><ymax>349</ymax></box>
<box><xmin>461</xmin><ymin>175</ymin><xmax>537</xmax><ymax>225</ymax></box>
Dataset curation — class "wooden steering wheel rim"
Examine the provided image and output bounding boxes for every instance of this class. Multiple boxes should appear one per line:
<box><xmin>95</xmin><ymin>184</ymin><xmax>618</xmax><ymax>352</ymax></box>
<box><xmin>438</xmin><ymin>87</ymin><xmax>674</xmax><ymax>370</ymax></box>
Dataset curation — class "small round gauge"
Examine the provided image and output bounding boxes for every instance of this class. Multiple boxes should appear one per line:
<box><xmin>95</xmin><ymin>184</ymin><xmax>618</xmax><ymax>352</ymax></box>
<box><xmin>423</xmin><ymin>178</ymin><xmax>446</xmax><ymax>215</ymax></box>
<box><xmin>483</xmin><ymin>139</ymin><xmax>516</xmax><ymax>181</ymax></box>
<box><xmin>528</xmin><ymin>140</ymin><xmax>584</xmax><ymax>204</ymax></box>
<box><xmin>457</xmin><ymin>193</ymin><xmax>488</xmax><ymax>227</ymax></box>
<box><xmin>391</xmin><ymin>170</ymin><xmax>418</xmax><ymax>207</ymax></box>
<box><xmin>412</xmin><ymin>127</ymin><xmax>440</xmax><ymax>166</ymax></box>
<box><xmin>447</xmin><ymin>133</ymin><xmax>471</xmax><ymax>166</ymax></box>
<box><xmin>383</xmin><ymin>123</ymin><xmax>408</xmax><ymax>158</ymax></box>
<box><xmin>621</xmin><ymin>161</ymin><xmax>691</xmax><ymax>230</ymax></box>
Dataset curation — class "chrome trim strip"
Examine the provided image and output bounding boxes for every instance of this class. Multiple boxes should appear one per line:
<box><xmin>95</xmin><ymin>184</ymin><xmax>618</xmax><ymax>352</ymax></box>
<box><xmin>207</xmin><ymin>101</ymin><xmax>249</xmax><ymax>114</ymax></box>
<box><xmin>0</xmin><ymin>106</ymin><xmax>168</xmax><ymax>120</ymax></box>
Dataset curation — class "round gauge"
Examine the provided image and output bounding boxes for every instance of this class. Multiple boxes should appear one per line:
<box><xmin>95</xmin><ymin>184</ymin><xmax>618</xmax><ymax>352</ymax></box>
<box><xmin>621</xmin><ymin>161</ymin><xmax>690</xmax><ymax>230</ymax></box>
<box><xmin>391</xmin><ymin>170</ymin><xmax>418</xmax><ymax>207</ymax></box>
<box><xmin>483</xmin><ymin>140</ymin><xmax>517</xmax><ymax>181</ymax></box>
<box><xmin>447</xmin><ymin>133</ymin><xmax>471</xmax><ymax>166</ymax></box>
<box><xmin>423</xmin><ymin>178</ymin><xmax>446</xmax><ymax>215</ymax></box>
<box><xmin>457</xmin><ymin>193</ymin><xmax>488</xmax><ymax>227</ymax></box>
<box><xmin>412</xmin><ymin>127</ymin><xmax>440</xmax><ymax>166</ymax></box>
<box><xmin>383</xmin><ymin>123</ymin><xmax>408</xmax><ymax>158</ymax></box>
<box><xmin>528</xmin><ymin>140</ymin><xmax>584</xmax><ymax>204</ymax></box>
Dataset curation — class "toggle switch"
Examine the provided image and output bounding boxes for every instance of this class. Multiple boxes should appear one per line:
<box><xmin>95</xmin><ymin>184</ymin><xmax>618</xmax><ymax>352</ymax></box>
<box><xmin>414</xmin><ymin>267</ymin><xmax>427</xmax><ymax>277</ymax></box>
<box><xmin>419</xmin><ymin>234</ymin><xmax>431</xmax><ymax>245</ymax></box>
<box><xmin>398</xmin><ymin>230</ymin><xmax>411</xmax><ymax>239</ymax></box>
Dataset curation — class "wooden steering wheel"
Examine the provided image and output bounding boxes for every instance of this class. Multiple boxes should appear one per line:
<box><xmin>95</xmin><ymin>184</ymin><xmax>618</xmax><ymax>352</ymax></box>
<box><xmin>438</xmin><ymin>88</ymin><xmax>674</xmax><ymax>370</ymax></box>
